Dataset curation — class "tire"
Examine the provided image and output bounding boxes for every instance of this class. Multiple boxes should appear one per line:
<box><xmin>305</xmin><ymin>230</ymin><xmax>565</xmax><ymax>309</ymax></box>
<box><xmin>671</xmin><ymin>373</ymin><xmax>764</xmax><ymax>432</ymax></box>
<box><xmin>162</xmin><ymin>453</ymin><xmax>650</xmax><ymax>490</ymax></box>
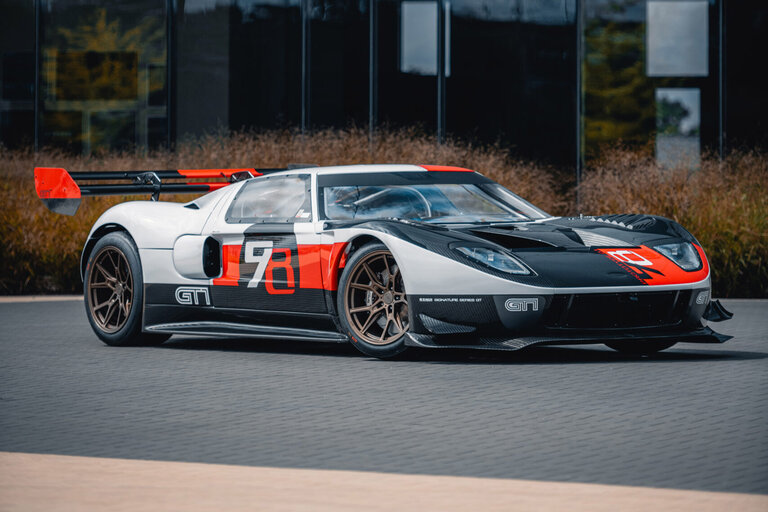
<box><xmin>605</xmin><ymin>340</ymin><xmax>676</xmax><ymax>356</ymax></box>
<box><xmin>337</xmin><ymin>243</ymin><xmax>410</xmax><ymax>359</ymax></box>
<box><xmin>84</xmin><ymin>232</ymin><xmax>170</xmax><ymax>347</ymax></box>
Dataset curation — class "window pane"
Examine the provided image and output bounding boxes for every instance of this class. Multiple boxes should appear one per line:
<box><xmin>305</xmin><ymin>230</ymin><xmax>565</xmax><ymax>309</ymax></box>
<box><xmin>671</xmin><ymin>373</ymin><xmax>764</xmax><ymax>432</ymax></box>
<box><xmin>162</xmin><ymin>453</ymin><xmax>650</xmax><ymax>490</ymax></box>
<box><xmin>398</xmin><ymin>1</ymin><xmax>450</xmax><ymax>77</ymax></box>
<box><xmin>0</xmin><ymin>0</ymin><xmax>35</xmax><ymax>148</ymax></box>
<box><xmin>228</xmin><ymin>176</ymin><xmax>311</xmax><ymax>223</ymax></box>
<box><xmin>230</xmin><ymin>0</ymin><xmax>301</xmax><ymax>130</ymax></box>
<box><xmin>176</xmin><ymin>0</ymin><xmax>231</xmax><ymax>137</ymax></box>
<box><xmin>176</xmin><ymin>0</ymin><xmax>301</xmax><ymax>137</ymax></box>
<box><xmin>322</xmin><ymin>184</ymin><xmax>528</xmax><ymax>222</ymax></box>
<box><xmin>448</xmin><ymin>0</ymin><xmax>576</xmax><ymax>165</ymax></box>
<box><xmin>378</xmin><ymin>0</ymin><xmax>437</xmax><ymax>131</ymax></box>
<box><xmin>656</xmin><ymin>87</ymin><xmax>701</xmax><ymax>167</ymax></box>
<box><xmin>724</xmin><ymin>0</ymin><xmax>768</xmax><ymax>149</ymax></box>
<box><xmin>39</xmin><ymin>0</ymin><xmax>167</xmax><ymax>153</ymax></box>
<box><xmin>309</xmin><ymin>0</ymin><xmax>368</xmax><ymax>128</ymax></box>
<box><xmin>647</xmin><ymin>1</ymin><xmax>708</xmax><ymax>77</ymax></box>
<box><xmin>583</xmin><ymin>0</ymin><xmax>717</xmax><ymax>161</ymax></box>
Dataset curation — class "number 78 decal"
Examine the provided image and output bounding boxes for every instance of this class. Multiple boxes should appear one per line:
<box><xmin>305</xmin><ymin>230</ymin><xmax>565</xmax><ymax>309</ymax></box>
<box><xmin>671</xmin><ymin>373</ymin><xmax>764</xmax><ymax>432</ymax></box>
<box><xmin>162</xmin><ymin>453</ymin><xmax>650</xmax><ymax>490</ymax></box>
<box><xmin>244</xmin><ymin>240</ymin><xmax>295</xmax><ymax>294</ymax></box>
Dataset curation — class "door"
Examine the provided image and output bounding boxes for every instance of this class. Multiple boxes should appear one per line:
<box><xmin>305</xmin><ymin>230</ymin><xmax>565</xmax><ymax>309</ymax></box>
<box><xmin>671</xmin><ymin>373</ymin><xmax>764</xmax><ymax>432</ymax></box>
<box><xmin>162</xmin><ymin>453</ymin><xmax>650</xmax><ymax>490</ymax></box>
<box><xmin>207</xmin><ymin>174</ymin><xmax>328</xmax><ymax>315</ymax></box>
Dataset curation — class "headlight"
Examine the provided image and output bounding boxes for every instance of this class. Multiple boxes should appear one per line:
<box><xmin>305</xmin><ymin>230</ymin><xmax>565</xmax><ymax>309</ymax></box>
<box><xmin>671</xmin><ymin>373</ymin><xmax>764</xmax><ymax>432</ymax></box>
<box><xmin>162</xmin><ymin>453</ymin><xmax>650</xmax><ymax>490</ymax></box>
<box><xmin>654</xmin><ymin>242</ymin><xmax>702</xmax><ymax>271</ymax></box>
<box><xmin>454</xmin><ymin>246</ymin><xmax>531</xmax><ymax>275</ymax></box>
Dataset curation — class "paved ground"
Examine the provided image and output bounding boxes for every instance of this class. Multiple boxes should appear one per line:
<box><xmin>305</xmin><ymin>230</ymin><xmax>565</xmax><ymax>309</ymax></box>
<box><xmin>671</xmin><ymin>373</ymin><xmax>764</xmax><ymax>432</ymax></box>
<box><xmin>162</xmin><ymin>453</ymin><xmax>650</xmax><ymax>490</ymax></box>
<box><xmin>0</xmin><ymin>299</ymin><xmax>766</xmax><ymax>494</ymax></box>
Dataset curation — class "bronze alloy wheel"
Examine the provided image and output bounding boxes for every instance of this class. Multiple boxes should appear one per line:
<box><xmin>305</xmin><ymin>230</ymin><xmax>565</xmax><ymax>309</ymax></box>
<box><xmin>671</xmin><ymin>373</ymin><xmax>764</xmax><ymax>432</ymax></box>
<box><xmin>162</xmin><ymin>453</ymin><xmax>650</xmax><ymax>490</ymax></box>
<box><xmin>345</xmin><ymin>250</ymin><xmax>409</xmax><ymax>345</ymax></box>
<box><xmin>88</xmin><ymin>246</ymin><xmax>134</xmax><ymax>334</ymax></box>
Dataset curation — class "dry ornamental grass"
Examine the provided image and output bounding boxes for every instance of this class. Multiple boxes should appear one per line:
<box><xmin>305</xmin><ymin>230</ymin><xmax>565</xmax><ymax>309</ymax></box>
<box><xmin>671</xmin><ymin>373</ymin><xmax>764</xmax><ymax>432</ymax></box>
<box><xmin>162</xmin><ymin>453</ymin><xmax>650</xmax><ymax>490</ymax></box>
<box><xmin>578</xmin><ymin>147</ymin><xmax>768</xmax><ymax>297</ymax></box>
<box><xmin>1</xmin><ymin>128</ymin><xmax>765</xmax><ymax>297</ymax></box>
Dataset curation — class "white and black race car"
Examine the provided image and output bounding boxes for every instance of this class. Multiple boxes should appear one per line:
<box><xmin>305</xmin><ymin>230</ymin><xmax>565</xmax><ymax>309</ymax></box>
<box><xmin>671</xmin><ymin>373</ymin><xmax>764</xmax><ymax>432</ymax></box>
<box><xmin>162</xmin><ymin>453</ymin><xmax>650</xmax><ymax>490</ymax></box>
<box><xmin>34</xmin><ymin>164</ymin><xmax>732</xmax><ymax>358</ymax></box>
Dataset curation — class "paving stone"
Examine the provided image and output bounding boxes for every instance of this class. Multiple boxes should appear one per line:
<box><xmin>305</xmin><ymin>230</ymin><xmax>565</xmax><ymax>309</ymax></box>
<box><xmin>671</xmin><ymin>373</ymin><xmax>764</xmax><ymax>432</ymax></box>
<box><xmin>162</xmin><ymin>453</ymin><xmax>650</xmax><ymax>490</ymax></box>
<box><xmin>0</xmin><ymin>299</ymin><xmax>766</xmax><ymax>494</ymax></box>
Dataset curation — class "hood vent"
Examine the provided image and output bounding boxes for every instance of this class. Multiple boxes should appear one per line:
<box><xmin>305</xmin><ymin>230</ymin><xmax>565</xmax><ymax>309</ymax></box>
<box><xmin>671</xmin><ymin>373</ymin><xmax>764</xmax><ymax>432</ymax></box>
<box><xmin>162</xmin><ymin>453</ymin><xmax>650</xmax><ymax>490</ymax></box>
<box><xmin>594</xmin><ymin>214</ymin><xmax>657</xmax><ymax>231</ymax></box>
<box><xmin>572</xmin><ymin>228</ymin><xmax>632</xmax><ymax>247</ymax></box>
<box><xmin>469</xmin><ymin>229</ymin><xmax>555</xmax><ymax>249</ymax></box>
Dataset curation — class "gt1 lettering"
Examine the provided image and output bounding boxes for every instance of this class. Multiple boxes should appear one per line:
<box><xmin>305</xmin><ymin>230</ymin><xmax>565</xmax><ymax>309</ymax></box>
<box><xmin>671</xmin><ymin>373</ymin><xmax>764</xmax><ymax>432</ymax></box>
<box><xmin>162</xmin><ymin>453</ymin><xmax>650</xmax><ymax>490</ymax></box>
<box><xmin>175</xmin><ymin>286</ymin><xmax>211</xmax><ymax>306</ymax></box>
<box><xmin>505</xmin><ymin>298</ymin><xmax>539</xmax><ymax>312</ymax></box>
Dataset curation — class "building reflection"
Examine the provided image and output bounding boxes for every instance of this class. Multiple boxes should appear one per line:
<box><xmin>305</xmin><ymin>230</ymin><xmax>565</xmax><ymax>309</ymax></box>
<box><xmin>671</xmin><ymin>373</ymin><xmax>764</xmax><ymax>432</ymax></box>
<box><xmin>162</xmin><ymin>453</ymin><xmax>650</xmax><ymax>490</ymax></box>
<box><xmin>38</xmin><ymin>3</ymin><xmax>167</xmax><ymax>153</ymax></box>
<box><xmin>0</xmin><ymin>0</ymin><xmax>766</xmax><ymax>168</ymax></box>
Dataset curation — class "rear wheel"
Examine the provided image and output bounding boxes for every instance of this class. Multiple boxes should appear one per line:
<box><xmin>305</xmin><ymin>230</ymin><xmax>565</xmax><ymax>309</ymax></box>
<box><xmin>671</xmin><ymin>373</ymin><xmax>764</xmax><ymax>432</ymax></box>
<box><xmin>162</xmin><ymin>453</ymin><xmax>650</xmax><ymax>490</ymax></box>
<box><xmin>605</xmin><ymin>340</ymin><xmax>676</xmax><ymax>355</ymax></box>
<box><xmin>338</xmin><ymin>243</ymin><xmax>410</xmax><ymax>359</ymax></box>
<box><xmin>84</xmin><ymin>232</ymin><xmax>170</xmax><ymax>346</ymax></box>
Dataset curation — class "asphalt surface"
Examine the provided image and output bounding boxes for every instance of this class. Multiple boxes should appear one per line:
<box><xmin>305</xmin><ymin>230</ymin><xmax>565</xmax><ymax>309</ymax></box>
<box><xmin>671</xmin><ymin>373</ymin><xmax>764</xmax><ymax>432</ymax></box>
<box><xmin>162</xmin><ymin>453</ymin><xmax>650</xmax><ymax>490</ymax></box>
<box><xmin>0</xmin><ymin>299</ymin><xmax>766</xmax><ymax>494</ymax></box>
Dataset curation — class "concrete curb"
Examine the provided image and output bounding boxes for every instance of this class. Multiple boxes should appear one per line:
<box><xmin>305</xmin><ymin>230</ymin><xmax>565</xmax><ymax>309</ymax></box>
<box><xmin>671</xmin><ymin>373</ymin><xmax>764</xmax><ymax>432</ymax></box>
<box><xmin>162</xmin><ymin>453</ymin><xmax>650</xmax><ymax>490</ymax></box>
<box><xmin>1</xmin><ymin>452</ymin><xmax>766</xmax><ymax>512</ymax></box>
<box><xmin>0</xmin><ymin>295</ymin><xmax>82</xmax><ymax>303</ymax></box>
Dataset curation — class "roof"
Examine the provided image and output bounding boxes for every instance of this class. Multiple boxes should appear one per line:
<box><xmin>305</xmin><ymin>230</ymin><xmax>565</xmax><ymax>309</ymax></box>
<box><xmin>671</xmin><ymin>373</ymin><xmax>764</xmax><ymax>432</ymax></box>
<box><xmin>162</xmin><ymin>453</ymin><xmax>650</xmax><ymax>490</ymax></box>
<box><xmin>266</xmin><ymin>164</ymin><xmax>476</xmax><ymax>177</ymax></box>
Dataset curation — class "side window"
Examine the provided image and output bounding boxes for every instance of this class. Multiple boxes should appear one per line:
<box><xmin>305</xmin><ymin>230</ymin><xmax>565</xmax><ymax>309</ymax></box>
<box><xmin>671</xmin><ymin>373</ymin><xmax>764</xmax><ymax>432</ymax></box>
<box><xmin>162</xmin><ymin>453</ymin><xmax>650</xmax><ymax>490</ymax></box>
<box><xmin>226</xmin><ymin>175</ymin><xmax>312</xmax><ymax>223</ymax></box>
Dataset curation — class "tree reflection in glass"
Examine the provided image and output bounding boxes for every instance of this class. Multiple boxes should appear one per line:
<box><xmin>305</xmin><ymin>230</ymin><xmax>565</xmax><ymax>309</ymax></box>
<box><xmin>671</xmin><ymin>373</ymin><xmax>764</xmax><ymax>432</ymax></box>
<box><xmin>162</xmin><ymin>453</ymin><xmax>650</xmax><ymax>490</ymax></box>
<box><xmin>41</xmin><ymin>5</ymin><xmax>166</xmax><ymax>153</ymax></box>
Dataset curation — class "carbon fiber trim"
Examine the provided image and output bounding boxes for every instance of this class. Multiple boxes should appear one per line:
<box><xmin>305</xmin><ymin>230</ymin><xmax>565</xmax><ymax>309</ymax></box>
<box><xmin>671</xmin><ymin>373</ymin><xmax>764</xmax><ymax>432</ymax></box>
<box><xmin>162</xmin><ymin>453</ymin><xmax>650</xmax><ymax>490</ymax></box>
<box><xmin>405</xmin><ymin>326</ymin><xmax>731</xmax><ymax>351</ymax></box>
<box><xmin>418</xmin><ymin>314</ymin><xmax>477</xmax><ymax>334</ymax></box>
<box><xmin>145</xmin><ymin>321</ymin><xmax>348</xmax><ymax>342</ymax></box>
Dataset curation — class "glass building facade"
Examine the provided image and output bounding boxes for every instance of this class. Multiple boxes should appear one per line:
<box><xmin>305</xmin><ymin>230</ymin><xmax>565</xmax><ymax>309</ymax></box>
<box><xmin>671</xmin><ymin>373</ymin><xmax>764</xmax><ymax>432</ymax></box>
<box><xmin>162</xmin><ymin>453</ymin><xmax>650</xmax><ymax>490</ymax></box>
<box><xmin>1</xmin><ymin>0</ymin><xmax>766</xmax><ymax>168</ymax></box>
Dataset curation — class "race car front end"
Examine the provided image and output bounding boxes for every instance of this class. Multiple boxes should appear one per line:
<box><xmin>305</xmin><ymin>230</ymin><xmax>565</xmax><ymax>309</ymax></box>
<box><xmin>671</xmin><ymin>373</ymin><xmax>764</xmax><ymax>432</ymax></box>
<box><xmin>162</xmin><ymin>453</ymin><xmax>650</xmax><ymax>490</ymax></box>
<box><xmin>374</xmin><ymin>217</ymin><xmax>732</xmax><ymax>353</ymax></box>
<box><xmin>406</xmin><ymin>285</ymin><xmax>729</xmax><ymax>352</ymax></box>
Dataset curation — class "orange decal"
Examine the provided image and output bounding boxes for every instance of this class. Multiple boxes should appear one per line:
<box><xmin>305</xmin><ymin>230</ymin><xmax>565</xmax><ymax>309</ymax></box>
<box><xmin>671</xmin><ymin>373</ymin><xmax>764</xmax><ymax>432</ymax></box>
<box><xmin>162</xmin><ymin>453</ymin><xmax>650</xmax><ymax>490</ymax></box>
<box><xmin>213</xmin><ymin>244</ymin><xmax>241</xmax><ymax>286</ymax></box>
<box><xmin>34</xmin><ymin>167</ymin><xmax>81</xmax><ymax>199</ymax></box>
<box><xmin>418</xmin><ymin>165</ymin><xmax>473</xmax><ymax>172</ymax></box>
<box><xmin>214</xmin><ymin>242</ymin><xmax>349</xmax><ymax>291</ymax></box>
<box><xmin>320</xmin><ymin>242</ymin><xmax>349</xmax><ymax>291</ymax></box>
<box><xmin>178</xmin><ymin>168</ymin><xmax>259</xmax><ymax>179</ymax></box>
<box><xmin>297</xmin><ymin>245</ymin><xmax>323</xmax><ymax>289</ymax></box>
<box><xmin>297</xmin><ymin>243</ymin><xmax>348</xmax><ymax>291</ymax></box>
<box><xmin>595</xmin><ymin>244</ymin><xmax>709</xmax><ymax>285</ymax></box>
<box><xmin>266</xmin><ymin>248</ymin><xmax>296</xmax><ymax>294</ymax></box>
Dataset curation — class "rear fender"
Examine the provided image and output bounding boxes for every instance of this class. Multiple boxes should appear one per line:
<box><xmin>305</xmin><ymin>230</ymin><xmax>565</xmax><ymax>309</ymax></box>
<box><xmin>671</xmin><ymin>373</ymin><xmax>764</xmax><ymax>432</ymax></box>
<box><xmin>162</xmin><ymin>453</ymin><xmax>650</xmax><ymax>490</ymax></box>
<box><xmin>80</xmin><ymin>224</ymin><xmax>135</xmax><ymax>281</ymax></box>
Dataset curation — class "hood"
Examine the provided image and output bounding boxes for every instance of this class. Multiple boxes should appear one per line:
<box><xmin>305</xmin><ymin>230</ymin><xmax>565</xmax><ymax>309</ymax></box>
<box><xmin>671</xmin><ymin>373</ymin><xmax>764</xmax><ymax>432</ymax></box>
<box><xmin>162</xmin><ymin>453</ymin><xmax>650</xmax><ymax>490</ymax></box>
<box><xmin>456</xmin><ymin>214</ymin><xmax>698</xmax><ymax>251</ymax></box>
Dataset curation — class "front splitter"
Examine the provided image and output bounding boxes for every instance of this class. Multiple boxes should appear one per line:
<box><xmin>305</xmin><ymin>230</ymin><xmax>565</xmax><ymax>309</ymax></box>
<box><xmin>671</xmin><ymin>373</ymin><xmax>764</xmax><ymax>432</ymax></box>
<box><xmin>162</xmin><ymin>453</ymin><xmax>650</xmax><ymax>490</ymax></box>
<box><xmin>405</xmin><ymin>326</ymin><xmax>731</xmax><ymax>351</ymax></box>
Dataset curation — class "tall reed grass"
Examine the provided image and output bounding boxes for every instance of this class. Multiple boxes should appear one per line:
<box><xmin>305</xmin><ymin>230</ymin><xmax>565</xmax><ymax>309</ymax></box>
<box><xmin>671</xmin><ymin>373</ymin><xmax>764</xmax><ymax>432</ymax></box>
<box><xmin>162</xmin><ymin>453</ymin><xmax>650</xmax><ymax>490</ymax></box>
<box><xmin>1</xmin><ymin>128</ymin><xmax>765</xmax><ymax>296</ymax></box>
<box><xmin>579</xmin><ymin>147</ymin><xmax>768</xmax><ymax>297</ymax></box>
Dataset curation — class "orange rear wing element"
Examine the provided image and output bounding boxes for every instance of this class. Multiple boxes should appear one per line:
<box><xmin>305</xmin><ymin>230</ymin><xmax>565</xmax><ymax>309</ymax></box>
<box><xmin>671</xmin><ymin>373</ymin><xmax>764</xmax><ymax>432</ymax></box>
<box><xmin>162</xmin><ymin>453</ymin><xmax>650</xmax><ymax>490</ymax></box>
<box><xmin>33</xmin><ymin>167</ymin><xmax>279</xmax><ymax>215</ymax></box>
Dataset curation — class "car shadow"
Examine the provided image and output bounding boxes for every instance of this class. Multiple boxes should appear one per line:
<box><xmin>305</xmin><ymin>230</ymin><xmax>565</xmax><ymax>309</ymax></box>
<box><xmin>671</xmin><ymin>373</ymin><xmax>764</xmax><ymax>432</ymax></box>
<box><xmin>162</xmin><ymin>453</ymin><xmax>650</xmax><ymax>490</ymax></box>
<box><xmin>158</xmin><ymin>336</ymin><xmax>767</xmax><ymax>365</ymax></box>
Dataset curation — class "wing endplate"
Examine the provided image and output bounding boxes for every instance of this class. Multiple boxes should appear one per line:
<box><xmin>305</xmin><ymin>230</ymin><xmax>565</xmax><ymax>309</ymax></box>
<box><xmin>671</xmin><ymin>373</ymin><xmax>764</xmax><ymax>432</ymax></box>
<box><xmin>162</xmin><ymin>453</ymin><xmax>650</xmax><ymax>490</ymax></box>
<box><xmin>34</xmin><ymin>167</ymin><xmax>82</xmax><ymax>216</ymax></box>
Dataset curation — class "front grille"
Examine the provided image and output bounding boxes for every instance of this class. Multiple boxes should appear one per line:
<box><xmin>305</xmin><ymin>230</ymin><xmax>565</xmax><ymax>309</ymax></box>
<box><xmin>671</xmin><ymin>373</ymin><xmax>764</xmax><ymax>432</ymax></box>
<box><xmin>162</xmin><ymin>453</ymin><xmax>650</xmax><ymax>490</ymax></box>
<box><xmin>542</xmin><ymin>291</ymin><xmax>691</xmax><ymax>330</ymax></box>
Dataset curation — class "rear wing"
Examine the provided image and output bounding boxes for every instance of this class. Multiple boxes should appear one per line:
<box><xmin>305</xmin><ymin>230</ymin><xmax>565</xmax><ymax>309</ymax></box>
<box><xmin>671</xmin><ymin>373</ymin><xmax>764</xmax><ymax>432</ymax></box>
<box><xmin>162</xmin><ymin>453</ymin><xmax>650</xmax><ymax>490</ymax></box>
<box><xmin>33</xmin><ymin>167</ymin><xmax>284</xmax><ymax>215</ymax></box>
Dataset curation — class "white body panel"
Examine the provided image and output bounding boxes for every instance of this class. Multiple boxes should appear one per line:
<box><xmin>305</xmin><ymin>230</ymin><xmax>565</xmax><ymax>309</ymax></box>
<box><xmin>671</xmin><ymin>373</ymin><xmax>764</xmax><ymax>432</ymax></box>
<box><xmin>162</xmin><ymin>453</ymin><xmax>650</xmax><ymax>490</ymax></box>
<box><xmin>141</xmin><ymin>248</ymin><xmax>208</xmax><ymax>286</ymax></box>
<box><xmin>172</xmin><ymin>235</ymin><xmax>210</xmax><ymax>279</ymax></box>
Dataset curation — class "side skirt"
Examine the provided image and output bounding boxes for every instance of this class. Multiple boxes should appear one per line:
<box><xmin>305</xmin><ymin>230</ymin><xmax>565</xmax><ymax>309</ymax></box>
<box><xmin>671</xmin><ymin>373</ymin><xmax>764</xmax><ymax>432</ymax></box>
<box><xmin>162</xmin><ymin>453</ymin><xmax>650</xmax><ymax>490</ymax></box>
<box><xmin>145</xmin><ymin>321</ymin><xmax>349</xmax><ymax>343</ymax></box>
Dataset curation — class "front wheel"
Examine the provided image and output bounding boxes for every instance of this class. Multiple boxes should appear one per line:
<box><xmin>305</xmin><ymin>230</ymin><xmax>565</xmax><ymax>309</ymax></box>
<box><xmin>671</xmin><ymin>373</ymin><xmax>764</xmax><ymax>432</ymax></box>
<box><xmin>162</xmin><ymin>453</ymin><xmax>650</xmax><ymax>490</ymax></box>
<box><xmin>84</xmin><ymin>232</ymin><xmax>170</xmax><ymax>346</ymax></box>
<box><xmin>337</xmin><ymin>243</ymin><xmax>410</xmax><ymax>359</ymax></box>
<box><xmin>605</xmin><ymin>340</ymin><xmax>676</xmax><ymax>356</ymax></box>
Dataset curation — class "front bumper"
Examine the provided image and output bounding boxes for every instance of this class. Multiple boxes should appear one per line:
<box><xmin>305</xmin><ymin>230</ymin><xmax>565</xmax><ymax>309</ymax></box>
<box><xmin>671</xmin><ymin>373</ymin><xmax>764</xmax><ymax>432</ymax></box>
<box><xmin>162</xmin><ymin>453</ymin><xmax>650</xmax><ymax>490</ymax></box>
<box><xmin>408</xmin><ymin>287</ymin><xmax>731</xmax><ymax>350</ymax></box>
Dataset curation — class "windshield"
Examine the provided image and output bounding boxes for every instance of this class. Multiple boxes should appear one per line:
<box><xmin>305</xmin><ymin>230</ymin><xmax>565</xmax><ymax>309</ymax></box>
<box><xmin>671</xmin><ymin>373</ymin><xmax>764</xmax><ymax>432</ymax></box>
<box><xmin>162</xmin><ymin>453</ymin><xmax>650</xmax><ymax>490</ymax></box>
<box><xmin>322</xmin><ymin>183</ymin><xmax>548</xmax><ymax>223</ymax></box>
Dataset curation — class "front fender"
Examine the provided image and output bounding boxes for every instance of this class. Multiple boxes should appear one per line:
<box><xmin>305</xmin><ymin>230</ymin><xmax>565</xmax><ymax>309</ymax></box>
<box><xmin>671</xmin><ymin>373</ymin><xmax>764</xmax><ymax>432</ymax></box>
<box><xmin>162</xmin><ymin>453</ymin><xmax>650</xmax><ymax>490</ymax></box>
<box><xmin>334</xmin><ymin>225</ymin><xmax>538</xmax><ymax>296</ymax></box>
